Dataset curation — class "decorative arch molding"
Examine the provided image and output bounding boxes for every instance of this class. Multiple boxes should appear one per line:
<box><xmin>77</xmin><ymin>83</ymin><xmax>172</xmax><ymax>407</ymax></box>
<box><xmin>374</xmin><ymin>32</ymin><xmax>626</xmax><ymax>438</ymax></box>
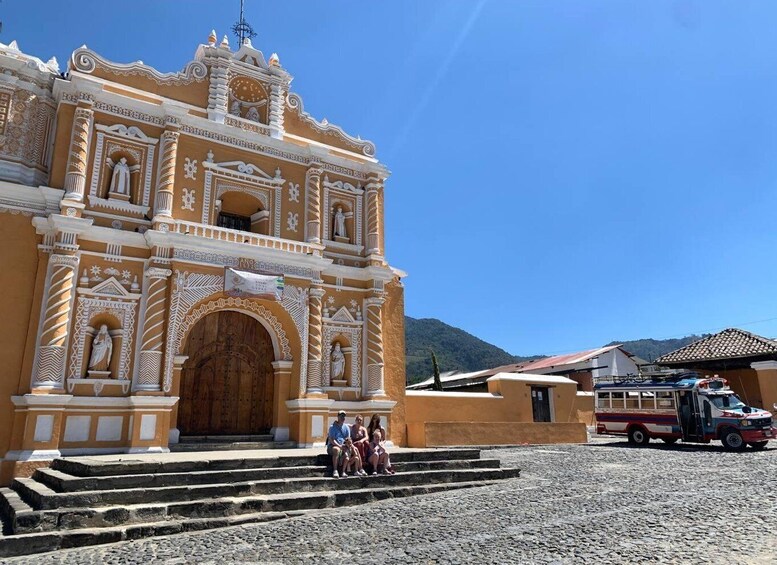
<box><xmin>178</xmin><ymin>296</ymin><xmax>292</xmax><ymax>362</ymax></box>
<box><xmin>162</xmin><ymin>271</ymin><xmax>308</xmax><ymax>393</ymax></box>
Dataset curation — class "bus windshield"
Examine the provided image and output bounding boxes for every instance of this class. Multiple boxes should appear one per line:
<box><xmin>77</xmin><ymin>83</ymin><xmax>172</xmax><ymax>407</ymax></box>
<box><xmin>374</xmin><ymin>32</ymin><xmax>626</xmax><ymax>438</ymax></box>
<box><xmin>708</xmin><ymin>394</ymin><xmax>745</xmax><ymax>410</ymax></box>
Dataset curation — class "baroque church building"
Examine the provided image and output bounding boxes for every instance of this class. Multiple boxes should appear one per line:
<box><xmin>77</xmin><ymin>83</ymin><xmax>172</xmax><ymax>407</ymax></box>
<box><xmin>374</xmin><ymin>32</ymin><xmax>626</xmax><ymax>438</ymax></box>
<box><xmin>0</xmin><ymin>33</ymin><xmax>405</xmax><ymax>483</ymax></box>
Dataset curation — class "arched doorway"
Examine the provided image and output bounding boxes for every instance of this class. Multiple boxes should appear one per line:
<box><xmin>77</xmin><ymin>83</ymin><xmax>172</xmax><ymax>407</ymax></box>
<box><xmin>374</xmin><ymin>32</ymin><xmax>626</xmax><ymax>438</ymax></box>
<box><xmin>178</xmin><ymin>310</ymin><xmax>275</xmax><ymax>435</ymax></box>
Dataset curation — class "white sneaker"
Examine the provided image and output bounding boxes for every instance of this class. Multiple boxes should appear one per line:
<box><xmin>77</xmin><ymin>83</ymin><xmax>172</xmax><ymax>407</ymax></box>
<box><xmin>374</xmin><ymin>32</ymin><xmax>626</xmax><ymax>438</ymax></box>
<box><xmin>332</xmin><ymin>471</ymin><xmax>339</xmax><ymax>478</ymax></box>
<box><xmin>358</xmin><ymin>469</ymin><xmax>367</xmax><ymax>476</ymax></box>
<box><xmin>371</xmin><ymin>471</ymin><xmax>378</xmax><ymax>476</ymax></box>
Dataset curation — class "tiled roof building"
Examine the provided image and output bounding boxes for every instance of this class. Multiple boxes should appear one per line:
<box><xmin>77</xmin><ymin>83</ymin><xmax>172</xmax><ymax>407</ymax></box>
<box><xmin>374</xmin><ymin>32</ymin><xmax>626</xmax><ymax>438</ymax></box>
<box><xmin>656</xmin><ymin>328</ymin><xmax>777</xmax><ymax>366</ymax></box>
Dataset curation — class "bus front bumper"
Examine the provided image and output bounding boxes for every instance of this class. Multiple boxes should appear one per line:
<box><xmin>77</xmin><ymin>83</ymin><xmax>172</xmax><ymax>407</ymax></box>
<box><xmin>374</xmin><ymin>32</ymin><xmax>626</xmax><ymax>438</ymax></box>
<box><xmin>741</xmin><ymin>427</ymin><xmax>776</xmax><ymax>442</ymax></box>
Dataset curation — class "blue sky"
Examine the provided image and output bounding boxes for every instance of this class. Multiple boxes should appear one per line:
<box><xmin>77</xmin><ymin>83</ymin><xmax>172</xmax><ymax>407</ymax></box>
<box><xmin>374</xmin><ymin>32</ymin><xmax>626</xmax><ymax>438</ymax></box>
<box><xmin>5</xmin><ymin>1</ymin><xmax>777</xmax><ymax>356</ymax></box>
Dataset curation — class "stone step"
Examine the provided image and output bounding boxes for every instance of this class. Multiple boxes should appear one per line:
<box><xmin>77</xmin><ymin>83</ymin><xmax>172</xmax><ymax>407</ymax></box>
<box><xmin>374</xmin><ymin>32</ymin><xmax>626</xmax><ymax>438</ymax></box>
<box><xmin>15</xmin><ymin>467</ymin><xmax>520</xmax><ymax>510</ymax></box>
<box><xmin>170</xmin><ymin>441</ymin><xmax>296</xmax><ymax>452</ymax></box>
<box><xmin>35</xmin><ymin>458</ymin><xmax>502</xmax><ymax>492</ymax></box>
<box><xmin>51</xmin><ymin>448</ymin><xmax>484</xmax><ymax>477</ymax></box>
<box><xmin>1</xmin><ymin>478</ymin><xmax>502</xmax><ymax>540</ymax></box>
<box><xmin>177</xmin><ymin>435</ymin><xmax>275</xmax><ymax>443</ymax></box>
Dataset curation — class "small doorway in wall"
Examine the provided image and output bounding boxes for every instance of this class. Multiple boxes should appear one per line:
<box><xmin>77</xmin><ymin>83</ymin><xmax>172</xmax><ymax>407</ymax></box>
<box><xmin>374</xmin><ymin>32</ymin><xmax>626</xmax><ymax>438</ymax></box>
<box><xmin>531</xmin><ymin>387</ymin><xmax>552</xmax><ymax>422</ymax></box>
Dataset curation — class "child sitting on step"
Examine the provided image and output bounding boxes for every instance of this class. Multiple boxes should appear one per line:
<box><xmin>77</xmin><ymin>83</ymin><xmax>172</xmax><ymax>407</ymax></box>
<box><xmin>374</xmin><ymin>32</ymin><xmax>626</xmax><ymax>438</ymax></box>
<box><xmin>340</xmin><ymin>437</ymin><xmax>367</xmax><ymax>477</ymax></box>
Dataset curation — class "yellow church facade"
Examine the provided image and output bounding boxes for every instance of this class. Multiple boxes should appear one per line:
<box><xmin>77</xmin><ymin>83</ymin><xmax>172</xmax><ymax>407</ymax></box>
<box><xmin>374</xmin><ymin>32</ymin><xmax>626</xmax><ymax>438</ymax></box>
<box><xmin>0</xmin><ymin>34</ymin><xmax>406</xmax><ymax>484</ymax></box>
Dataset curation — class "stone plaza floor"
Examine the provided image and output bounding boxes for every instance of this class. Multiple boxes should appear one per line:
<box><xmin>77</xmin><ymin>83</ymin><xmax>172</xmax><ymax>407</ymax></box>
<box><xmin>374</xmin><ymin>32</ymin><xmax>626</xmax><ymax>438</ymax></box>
<box><xmin>2</xmin><ymin>436</ymin><xmax>775</xmax><ymax>564</ymax></box>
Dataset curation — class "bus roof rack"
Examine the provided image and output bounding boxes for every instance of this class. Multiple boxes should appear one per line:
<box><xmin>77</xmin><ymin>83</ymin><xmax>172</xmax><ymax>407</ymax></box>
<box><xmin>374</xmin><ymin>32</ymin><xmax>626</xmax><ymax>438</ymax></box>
<box><xmin>594</xmin><ymin>371</ymin><xmax>699</xmax><ymax>386</ymax></box>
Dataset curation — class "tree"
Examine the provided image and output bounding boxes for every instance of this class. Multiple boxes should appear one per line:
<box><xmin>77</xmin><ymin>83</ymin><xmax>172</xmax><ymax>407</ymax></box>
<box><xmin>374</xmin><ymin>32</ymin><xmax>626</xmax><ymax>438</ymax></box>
<box><xmin>431</xmin><ymin>350</ymin><xmax>443</xmax><ymax>392</ymax></box>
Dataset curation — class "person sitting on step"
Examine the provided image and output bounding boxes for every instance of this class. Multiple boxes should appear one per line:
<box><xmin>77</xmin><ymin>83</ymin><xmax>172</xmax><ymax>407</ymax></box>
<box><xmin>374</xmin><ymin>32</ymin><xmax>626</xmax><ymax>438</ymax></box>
<box><xmin>367</xmin><ymin>429</ymin><xmax>394</xmax><ymax>475</ymax></box>
<box><xmin>350</xmin><ymin>414</ymin><xmax>370</xmax><ymax>465</ymax></box>
<box><xmin>367</xmin><ymin>413</ymin><xmax>394</xmax><ymax>474</ymax></box>
<box><xmin>327</xmin><ymin>410</ymin><xmax>351</xmax><ymax>478</ymax></box>
<box><xmin>340</xmin><ymin>437</ymin><xmax>367</xmax><ymax>477</ymax></box>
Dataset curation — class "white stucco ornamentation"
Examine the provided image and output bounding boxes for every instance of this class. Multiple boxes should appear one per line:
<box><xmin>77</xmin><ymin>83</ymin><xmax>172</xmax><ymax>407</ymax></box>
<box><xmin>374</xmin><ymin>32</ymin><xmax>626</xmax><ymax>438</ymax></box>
<box><xmin>288</xmin><ymin>182</ymin><xmax>300</xmax><ymax>203</ymax></box>
<box><xmin>287</xmin><ymin>212</ymin><xmax>298</xmax><ymax>232</ymax></box>
<box><xmin>181</xmin><ymin>188</ymin><xmax>196</xmax><ymax>211</ymax></box>
<box><xmin>183</xmin><ymin>157</ymin><xmax>198</xmax><ymax>180</ymax></box>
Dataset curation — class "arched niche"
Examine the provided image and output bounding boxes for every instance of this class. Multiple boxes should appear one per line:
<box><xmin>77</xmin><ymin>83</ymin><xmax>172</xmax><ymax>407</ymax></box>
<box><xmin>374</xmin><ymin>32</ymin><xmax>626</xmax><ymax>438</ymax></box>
<box><xmin>330</xmin><ymin>199</ymin><xmax>354</xmax><ymax>243</ymax></box>
<box><xmin>216</xmin><ymin>190</ymin><xmax>270</xmax><ymax>235</ymax></box>
<box><xmin>83</xmin><ymin>311</ymin><xmax>122</xmax><ymax>379</ymax></box>
<box><xmin>228</xmin><ymin>76</ymin><xmax>269</xmax><ymax>124</ymax></box>
<box><xmin>103</xmin><ymin>148</ymin><xmax>141</xmax><ymax>203</ymax></box>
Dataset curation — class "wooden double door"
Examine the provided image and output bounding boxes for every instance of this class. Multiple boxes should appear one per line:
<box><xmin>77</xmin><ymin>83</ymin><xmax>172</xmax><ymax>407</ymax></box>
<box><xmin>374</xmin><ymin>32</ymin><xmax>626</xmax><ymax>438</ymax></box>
<box><xmin>178</xmin><ymin>311</ymin><xmax>274</xmax><ymax>435</ymax></box>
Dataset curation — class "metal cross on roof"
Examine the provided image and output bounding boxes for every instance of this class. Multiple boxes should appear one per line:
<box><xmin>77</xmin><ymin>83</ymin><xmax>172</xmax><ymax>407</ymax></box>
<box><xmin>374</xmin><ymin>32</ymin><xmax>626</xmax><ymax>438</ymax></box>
<box><xmin>232</xmin><ymin>0</ymin><xmax>257</xmax><ymax>44</ymax></box>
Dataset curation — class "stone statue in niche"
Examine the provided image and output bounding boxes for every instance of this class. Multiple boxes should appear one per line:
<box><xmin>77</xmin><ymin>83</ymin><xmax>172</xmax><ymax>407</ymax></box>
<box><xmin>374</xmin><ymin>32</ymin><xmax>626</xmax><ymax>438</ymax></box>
<box><xmin>245</xmin><ymin>106</ymin><xmax>261</xmax><ymax>123</ymax></box>
<box><xmin>109</xmin><ymin>157</ymin><xmax>131</xmax><ymax>198</ymax></box>
<box><xmin>88</xmin><ymin>324</ymin><xmax>113</xmax><ymax>376</ymax></box>
<box><xmin>331</xmin><ymin>342</ymin><xmax>345</xmax><ymax>384</ymax></box>
<box><xmin>230</xmin><ymin>97</ymin><xmax>241</xmax><ymax>117</ymax></box>
<box><xmin>333</xmin><ymin>206</ymin><xmax>347</xmax><ymax>240</ymax></box>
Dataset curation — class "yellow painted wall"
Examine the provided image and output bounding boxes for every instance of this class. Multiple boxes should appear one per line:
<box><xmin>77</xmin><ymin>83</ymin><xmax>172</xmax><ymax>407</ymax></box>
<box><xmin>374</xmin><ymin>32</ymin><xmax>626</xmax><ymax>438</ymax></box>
<box><xmin>0</xmin><ymin>214</ymin><xmax>39</xmax><ymax>457</ymax></box>
<box><xmin>405</xmin><ymin>375</ymin><xmax>587</xmax><ymax>447</ymax></box>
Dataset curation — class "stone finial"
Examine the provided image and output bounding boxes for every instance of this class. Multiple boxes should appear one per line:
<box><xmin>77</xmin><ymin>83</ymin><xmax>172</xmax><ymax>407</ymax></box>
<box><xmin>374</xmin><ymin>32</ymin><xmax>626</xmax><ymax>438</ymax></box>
<box><xmin>243</xmin><ymin>37</ymin><xmax>253</xmax><ymax>47</ymax></box>
<box><xmin>220</xmin><ymin>35</ymin><xmax>230</xmax><ymax>49</ymax></box>
<box><xmin>8</xmin><ymin>40</ymin><xmax>19</xmax><ymax>51</ymax></box>
<box><xmin>46</xmin><ymin>56</ymin><xmax>59</xmax><ymax>73</ymax></box>
<box><xmin>208</xmin><ymin>30</ymin><xmax>217</xmax><ymax>45</ymax></box>
<box><xmin>269</xmin><ymin>52</ymin><xmax>280</xmax><ymax>67</ymax></box>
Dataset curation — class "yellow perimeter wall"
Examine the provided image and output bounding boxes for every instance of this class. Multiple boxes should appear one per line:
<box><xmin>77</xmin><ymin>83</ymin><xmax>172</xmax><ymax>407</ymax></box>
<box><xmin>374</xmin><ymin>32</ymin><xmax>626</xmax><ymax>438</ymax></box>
<box><xmin>405</xmin><ymin>374</ymin><xmax>589</xmax><ymax>447</ymax></box>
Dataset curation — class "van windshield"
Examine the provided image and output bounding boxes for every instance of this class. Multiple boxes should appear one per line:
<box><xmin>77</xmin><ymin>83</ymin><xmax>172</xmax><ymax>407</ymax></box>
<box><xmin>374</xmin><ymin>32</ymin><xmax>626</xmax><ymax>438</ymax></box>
<box><xmin>708</xmin><ymin>394</ymin><xmax>745</xmax><ymax>410</ymax></box>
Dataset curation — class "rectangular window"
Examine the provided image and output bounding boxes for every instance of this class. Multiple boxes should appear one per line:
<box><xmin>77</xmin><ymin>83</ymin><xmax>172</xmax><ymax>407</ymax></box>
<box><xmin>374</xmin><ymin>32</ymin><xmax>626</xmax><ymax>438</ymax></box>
<box><xmin>656</xmin><ymin>391</ymin><xmax>675</xmax><ymax>409</ymax></box>
<box><xmin>596</xmin><ymin>392</ymin><xmax>610</xmax><ymax>409</ymax></box>
<box><xmin>625</xmin><ymin>392</ymin><xmax>640</xmax><ymax>410</ymax></box>
<box><xmin>610</xmin><ymin>391</ymin><xmax>625</xmax><ymax>409</ymax></box>
<box><xmin>639</xmin><ymin>391</ymin><xmax>656</xmax><ymax>410</ymax></box>
<box><xmin>217</xmin><ymin>212</ymin><xmax>251</xmax><ymax>232</ymax></box>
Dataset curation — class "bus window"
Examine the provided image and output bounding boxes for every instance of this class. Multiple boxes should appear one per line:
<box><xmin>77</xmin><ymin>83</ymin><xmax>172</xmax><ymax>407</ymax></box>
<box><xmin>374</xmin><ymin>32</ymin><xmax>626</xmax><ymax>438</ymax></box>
<box><xmin>611</xmin><ymin>391</ymin><xmax>625</xmax><ymax>408</ymax></box>
<box><xmin>626</xmin><ymin>391</ymin><xmax>640</xmax><ymax>409</ymax></box>
<box><xmin>597</xmin><ymin>392</ymin><xmax>611</xmax><ymax>408</ymax></box>
<box><xmin>639</xmin><ymin>391</ymin><xmax>656</xmax><ymax>410</ymax></box>
<box><xmin>656</xmin><ymin>391</ymin><xmax>674</xmax><ymax>408</ymax></box>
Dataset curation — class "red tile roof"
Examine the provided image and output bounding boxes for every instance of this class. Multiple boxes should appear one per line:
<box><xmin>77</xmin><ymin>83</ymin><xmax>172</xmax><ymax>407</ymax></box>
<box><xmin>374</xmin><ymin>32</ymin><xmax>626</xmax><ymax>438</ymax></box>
<box><xmin>655</xmin><ymin>328</ymin><xmax>777</xmax><ymax>365</ymax></box>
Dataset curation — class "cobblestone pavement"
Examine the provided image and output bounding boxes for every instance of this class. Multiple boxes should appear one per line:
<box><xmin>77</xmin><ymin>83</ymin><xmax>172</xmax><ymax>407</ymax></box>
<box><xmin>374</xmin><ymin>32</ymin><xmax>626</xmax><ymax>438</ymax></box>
<box><xmin>3</xmin><ymin>437</ymin><xmax>776</xmax><ymax>564</ymax></box>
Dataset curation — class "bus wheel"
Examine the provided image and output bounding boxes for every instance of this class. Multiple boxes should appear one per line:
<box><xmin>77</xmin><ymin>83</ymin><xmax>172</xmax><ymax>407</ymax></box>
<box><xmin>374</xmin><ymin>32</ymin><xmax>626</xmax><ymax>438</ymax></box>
<box><xmin>749</xmin><ymin>441</ymin><xmax>768</xmax><ymax>451</ymax></box>
<box><xmin>628</xmin><ymin>427</ymin><xmax>650</xmax><ymax>446</ymax></box>
<box><xmin>721</xmin><ymin>429</ymin><xmax>745</xmax><ymax>451</ymax></box>
<box><xmin>661</xmin><ymin>438</ymin><xmax>678</xmax><ymax>445</ymax></box>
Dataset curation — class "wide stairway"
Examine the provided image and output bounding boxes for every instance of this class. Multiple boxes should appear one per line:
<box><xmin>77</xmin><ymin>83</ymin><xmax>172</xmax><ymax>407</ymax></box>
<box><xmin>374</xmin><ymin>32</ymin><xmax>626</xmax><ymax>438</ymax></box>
<box><xmin>171</xmin><ymin>435</ymin><xmax>296</xmax><ymax>452</ymax></box>
<box><xmin>0</xmin><ymin>448</ymin><xmax>520</xmax><ymax>557</ymax></box>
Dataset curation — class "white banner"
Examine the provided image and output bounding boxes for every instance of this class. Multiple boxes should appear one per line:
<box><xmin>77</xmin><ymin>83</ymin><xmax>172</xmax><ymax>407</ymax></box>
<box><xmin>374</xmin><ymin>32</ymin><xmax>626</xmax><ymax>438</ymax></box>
<box><xmin>224</xmin><ymin>268</ymin><xmax>284</xmax><ymax>301</ymax></box>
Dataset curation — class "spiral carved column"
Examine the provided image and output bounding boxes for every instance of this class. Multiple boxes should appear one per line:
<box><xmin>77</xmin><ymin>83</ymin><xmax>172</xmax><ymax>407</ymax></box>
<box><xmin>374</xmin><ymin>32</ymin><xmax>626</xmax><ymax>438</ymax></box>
<box><xmin>305</xmin><ymin>164</ymin><xmax>323</xmax><ymax>244</ymax></box>
<box><xmin>365</xmin><ymin>173</ymin><xmax>382</xmax><ymax>255</ymax></box>
<box><xmin>365</xmin><ymin>295</ymin><xmax>386</xmax><ymax>396</ymax></box>
<box><xmin>34</xmin><ymin>253</ymin><xmax>80</xmax><ymax>388</ymax></box>
<box><xmin>136</xmin><ymin>267</ymin><xmax>172</xmax><ymax>391</ymax></box>
<box><xmin>153</xmin><ymin>130</ymin><xmax>180</xmax><ymax>219</ymax></box>
<box><xmin>269</xmin><ymin>84</ymin><xmax>285</xmax><ymax>139</ymax></box>
<box><xmin>306</xmin><ymin>285</ymin><xmax>326</xmax><ymax>393</ymax></box>
<box><xmin>63</xmin><ymin>107</ymin><xmax>94</xmax><ymax>201</ymax></box>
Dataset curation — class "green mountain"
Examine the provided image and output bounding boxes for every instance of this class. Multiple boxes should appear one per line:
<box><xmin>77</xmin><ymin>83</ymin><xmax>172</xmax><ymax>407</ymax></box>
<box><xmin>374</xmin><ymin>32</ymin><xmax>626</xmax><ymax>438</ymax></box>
<box><xmin>404</xmin><ymin>315</ymin><xmax>706</xmax><ymax>383</ymax></box>
<box><xmin>404</xmin><ymin>316</ymin><xmax>537</xmax><ymax>384</ymax></box>
<box><xmin>606</xmin><ymin>335</ymin><xmax>707</xmax><ymax>363</ymax></box>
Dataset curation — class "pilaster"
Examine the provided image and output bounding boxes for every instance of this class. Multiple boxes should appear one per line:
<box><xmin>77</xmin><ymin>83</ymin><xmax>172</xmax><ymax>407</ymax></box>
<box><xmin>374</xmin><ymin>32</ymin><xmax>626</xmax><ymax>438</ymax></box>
<box><xmin>305</xmin><ymin>163</ymin><xmax>323</xmax><ymax>244</ymax></box>
<box><xmin>306</xmin><ymin>284</ymin><xmax>326</xmax><ymax>394</ymax></box>
<box><xmin>271</xmin><ymin>360</ymin><xmax>293</xmax><ymax>441</ymax></box>
<box><xmin>365</xmin><ymin>172</ymin><xmax>383</xmax><ymax>255</ymax></box>
<box><xmin>152</xmin><ymin>119</ymin><xmax>181</xmax><ymax>225</ymax></box>
<box><xmin>135</xmin><ymin>267</ymin><xmax>173</xmax><ymax>393</ymax></box>
<box><xmin>364</xmin><ymin>294</ymin><xmax>386</xmax><ymax>397</ymax></box>
<box><xmin>63</xmin><ymin>94</ymin><xmax>95</xmax><ymax>206</ymax></box>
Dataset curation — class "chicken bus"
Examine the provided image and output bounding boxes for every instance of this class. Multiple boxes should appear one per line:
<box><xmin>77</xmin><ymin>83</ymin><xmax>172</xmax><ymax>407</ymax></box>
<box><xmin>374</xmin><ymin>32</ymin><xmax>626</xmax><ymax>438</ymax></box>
<box><xmin>594</xmin><ymin>375</ymin><xmax>775</xmax><ymax>450</ymax></box>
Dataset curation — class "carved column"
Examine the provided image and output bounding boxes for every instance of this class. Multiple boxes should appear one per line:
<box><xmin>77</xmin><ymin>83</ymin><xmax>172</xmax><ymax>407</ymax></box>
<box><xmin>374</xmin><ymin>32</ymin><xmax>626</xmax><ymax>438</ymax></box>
<box><xmin>306</xmin><ymin>284</ymin><xmax>326</xmax><ymax>393</ymax></box>
<box><xmin>153</xmin><ymin>129</ymin><xmax>180</xmax><ymax>219</ymax></box>
<box><xmin>364</xmin><ymin>295</ymin><xmax>386</xmax><ymax>396</ymax></box>
<box><xmin>136</xmin><ymin>267</ymin><xmax>172</xmax><ymax>392</ymax></box>
<box><xmin>207</xmin><ymin>61</ymin><xmax>230</xmax><ymax>123</ymax></box>
<box><xmin>269</xmin><ymin>84</ymin><xmax>285</xmax><ymax>140</ymax></box>
<box><xmin>33</xmin><ymin>252</ymin><xmax>80</xmax><ymax>389</ymax></box>
<box><xmin>365</xmin><ymin>173</ymin><xmax>382</xmax><ymax>255</ymax></box>
<box><xmin>305</xmin><ymin>164</ymin><xmax>323</xmax><ymax>244</ymax></box>
<box><xmin>63</xmin><ymin>106</ymin><xmax>94</xmax><ymax>201</ymax></box>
